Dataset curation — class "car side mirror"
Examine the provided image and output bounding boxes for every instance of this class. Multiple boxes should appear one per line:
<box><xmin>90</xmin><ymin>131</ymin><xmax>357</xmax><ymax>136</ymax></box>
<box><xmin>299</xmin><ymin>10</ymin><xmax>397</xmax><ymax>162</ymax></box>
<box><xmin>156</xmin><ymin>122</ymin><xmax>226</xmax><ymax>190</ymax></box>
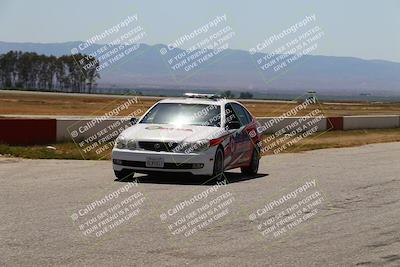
<box><xmin>227</xmin><ymin>121</ymin><xmax>241</xmax><ymax>130</ymax></box>
<box><xmin>130</xmin><ymin>117</ymin><xmax>138</xmax><ymax>124</ymax></box>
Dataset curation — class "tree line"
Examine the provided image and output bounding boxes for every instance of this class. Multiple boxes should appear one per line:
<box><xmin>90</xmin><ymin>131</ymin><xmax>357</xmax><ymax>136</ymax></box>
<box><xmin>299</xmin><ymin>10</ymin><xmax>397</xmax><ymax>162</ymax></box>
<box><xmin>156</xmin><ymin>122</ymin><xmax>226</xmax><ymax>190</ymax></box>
<box><xmin>221</xmin><ymin>90</ymin><xmax>253</xmax><ymax>99</ymax></box>
<box><xmin>0</xmin><ymin>51</ymin><xmax>100</xmax><ymax>93</ymax></box>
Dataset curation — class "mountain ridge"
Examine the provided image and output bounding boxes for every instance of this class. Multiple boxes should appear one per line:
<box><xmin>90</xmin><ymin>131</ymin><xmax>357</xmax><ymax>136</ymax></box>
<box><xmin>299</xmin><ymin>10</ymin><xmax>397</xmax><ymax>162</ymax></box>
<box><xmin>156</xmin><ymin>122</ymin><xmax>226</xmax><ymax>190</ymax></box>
<box><xmin>0</xmin><ymin>41</ymin><xmax>399</xmax><ymax>96</ymax></box>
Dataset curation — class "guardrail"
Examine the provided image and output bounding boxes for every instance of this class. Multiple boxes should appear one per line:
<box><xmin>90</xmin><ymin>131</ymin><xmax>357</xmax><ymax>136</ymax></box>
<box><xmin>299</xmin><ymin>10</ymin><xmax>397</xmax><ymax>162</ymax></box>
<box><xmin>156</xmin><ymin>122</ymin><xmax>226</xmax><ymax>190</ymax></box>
<box><xmin>0</xmin><ymin>115</ymin><xmax>399</xmax><ymax>145</ymax></box>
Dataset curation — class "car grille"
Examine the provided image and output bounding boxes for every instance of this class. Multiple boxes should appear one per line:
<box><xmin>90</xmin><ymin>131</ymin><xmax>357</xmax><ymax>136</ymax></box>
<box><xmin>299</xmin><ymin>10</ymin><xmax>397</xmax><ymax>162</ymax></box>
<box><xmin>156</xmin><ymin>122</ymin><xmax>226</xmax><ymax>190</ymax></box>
<box><xmin>138</xmin><ymin>141</ymin><xmax>179</xmax><ymax>152</ymax></box>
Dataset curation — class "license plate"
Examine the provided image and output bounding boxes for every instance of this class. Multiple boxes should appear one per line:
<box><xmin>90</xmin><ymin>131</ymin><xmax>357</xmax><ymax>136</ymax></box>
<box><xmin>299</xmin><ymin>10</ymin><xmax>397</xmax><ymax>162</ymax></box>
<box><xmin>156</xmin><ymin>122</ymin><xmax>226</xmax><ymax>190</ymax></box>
<box><xmin>145</xmin><ymin>157</ymin><xmax>164</xmax><ymax>168</ymax></box>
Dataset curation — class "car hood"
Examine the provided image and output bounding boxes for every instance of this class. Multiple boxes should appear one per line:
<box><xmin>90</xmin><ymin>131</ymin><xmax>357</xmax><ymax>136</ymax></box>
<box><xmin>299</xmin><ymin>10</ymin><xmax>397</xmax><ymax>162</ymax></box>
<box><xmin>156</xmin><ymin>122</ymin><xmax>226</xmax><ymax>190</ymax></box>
<box><xmin>119</xmin><ymin>123</ymin><xmax>225</xmax><ymax>142</ymax></box>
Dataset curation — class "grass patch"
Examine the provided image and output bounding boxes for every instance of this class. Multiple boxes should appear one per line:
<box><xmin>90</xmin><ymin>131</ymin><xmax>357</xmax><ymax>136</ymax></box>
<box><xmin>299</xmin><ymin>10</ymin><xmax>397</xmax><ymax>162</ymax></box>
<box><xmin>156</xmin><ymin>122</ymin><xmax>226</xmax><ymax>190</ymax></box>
<box><xmin>0</xmin><ymin>142</ymin><xmax>110</xmax><ymax>160</ymax></box>
<box><xmin>1</xmin><ymin>128</ymin><xmax>400</xmax><ymax>160</ymax></box>
<box><xmin>261</xmin><ymin>128</ymin><xmax>400</xmax><ymax>155</ymax></box>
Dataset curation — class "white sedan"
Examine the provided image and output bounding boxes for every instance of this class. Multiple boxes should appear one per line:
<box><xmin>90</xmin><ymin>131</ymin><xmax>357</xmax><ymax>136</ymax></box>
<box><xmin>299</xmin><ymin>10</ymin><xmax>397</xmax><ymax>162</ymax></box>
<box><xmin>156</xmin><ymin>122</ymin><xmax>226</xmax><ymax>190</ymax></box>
<box><xmin>112</xmin><ymin>94</ymin><xmax>262</xmax><ymax>180</ymax></box>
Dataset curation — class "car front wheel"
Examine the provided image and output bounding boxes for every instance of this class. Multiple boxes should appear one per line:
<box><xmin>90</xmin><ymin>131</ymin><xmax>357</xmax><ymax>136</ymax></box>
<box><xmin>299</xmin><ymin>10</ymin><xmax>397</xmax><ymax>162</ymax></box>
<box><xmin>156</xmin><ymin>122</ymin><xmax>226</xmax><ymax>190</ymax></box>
<box><xmin>212</xmin><ymin>147</ymin><xmax>225</xmax><ymax>180</ymax></box>
<box><xmin>241</xmin><ymin>148</ymin><xmax>260</xmax><ymax>175</ymax></box>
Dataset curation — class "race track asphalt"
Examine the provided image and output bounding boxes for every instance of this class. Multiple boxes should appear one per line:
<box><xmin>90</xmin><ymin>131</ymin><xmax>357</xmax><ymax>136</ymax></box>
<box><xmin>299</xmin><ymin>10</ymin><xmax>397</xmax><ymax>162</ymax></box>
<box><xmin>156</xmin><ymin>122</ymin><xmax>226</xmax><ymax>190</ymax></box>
<box><xmin>1</xmin><ymin>142</ymin><xmax>399</xmax><ymax>266</ymax></box>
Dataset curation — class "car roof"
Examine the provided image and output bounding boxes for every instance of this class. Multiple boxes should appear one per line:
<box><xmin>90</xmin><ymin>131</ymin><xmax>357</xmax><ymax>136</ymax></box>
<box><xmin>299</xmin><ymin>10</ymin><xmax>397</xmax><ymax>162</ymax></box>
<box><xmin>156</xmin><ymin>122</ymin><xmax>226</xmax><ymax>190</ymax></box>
<box><xmin>158</xmin><ymin>97</ymin><xmax>232</xmax><ymax>106</ymax></box>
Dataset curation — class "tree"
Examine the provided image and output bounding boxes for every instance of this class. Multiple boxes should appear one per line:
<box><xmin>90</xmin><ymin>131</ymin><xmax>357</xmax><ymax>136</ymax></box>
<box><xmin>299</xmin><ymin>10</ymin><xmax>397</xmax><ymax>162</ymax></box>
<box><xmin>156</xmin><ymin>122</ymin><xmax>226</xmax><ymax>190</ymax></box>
<box><xmin>221</xmin><ymin>90</ymin><xmax>235</xmax><ymax>98</ymax></box>
<box><xmin>0</xmin><ymin>51</ymin><xmax>100</xmax><ymax>93</ymax></box>
<box><xmin>76</xmin><ymin>54</ymin><xmax>100</xmax><ymax>93</ymax></box>
<box><xmin>239</xmin><ymin>92</ymin><xmax>253</xmax><ymax>99</ymax></box>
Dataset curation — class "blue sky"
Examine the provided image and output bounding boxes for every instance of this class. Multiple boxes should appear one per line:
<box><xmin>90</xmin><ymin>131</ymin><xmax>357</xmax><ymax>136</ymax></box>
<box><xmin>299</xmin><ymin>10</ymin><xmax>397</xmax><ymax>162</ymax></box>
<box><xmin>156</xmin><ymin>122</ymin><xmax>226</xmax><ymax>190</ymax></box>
<box><xmin>0</xmin><ymin>0</ymin><xmax>399</xmax><ymax>62</ymax></box>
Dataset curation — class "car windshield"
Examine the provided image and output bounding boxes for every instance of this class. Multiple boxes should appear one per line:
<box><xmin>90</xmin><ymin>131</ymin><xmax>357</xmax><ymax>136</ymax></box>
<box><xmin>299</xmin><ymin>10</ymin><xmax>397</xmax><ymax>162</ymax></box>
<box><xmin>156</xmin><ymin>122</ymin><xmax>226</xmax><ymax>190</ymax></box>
<box><xmin>139</xmin><ymin>103</ymin><xmax>221</xmax><ymax>127</ymax></box>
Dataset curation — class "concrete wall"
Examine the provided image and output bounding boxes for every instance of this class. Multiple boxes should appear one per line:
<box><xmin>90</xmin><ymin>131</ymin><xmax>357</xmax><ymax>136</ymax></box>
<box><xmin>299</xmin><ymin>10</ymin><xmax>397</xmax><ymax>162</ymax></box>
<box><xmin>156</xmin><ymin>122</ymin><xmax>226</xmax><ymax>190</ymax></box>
<box><xmin>0</xmin><ymin>115</ymin><xmax>399</xmax><ymax>145</ymax></box>
<box><xmin>343</xmin><ymin>115</ymin><xmax>400</xmax><ymax>130</ymax></box>
<box><xmin>257</xmin><ymin>116</ymin><xmax>327</xmax><ymax>133</ymax></box>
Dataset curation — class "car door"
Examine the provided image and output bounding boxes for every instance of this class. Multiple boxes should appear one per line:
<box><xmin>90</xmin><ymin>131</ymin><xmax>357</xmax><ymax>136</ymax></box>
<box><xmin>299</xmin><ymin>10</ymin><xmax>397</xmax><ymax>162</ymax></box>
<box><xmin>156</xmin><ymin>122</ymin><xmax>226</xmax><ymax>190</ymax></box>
<box><xmin>225</xmin><ymin>103</ymin><xmax>253</xmax><ymax>168</ymax></box>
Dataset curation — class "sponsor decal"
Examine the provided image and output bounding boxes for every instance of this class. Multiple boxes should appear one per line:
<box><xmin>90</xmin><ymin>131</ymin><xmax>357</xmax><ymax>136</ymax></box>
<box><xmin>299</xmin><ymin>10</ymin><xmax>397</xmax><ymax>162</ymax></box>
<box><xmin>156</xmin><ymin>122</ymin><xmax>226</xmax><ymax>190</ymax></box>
<box><xmin>145</xmin><ymin>126</ymin><xmax>193</xmax><ymax>132</ymax></box>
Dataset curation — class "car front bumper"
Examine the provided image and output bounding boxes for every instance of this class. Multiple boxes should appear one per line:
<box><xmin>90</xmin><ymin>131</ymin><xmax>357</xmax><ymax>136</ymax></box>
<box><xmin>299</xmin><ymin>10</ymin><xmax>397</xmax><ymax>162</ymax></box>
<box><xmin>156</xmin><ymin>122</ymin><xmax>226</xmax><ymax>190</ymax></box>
<box><xmin>112</xmin><ymin>146</ymin><xmax>217</xmax><ymax>176</ymax></box>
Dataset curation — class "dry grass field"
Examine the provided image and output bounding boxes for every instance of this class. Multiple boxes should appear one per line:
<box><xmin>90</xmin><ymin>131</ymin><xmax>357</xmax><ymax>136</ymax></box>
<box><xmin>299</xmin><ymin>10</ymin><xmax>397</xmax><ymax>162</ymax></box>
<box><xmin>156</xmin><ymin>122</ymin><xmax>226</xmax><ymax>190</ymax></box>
<box><xmin>1</xmin><ymin>90</ymin><xmax>400</xmax><ymax>117</ymax></box>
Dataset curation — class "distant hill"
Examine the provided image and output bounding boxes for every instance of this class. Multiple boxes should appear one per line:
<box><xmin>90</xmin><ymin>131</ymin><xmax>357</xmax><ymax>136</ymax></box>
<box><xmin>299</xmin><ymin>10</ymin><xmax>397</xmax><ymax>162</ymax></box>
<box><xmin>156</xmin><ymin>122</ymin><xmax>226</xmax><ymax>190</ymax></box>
<box><xmin>1</xmin><ymin>41</ymin><xmax>399</xmax><ymax>96</ymax></box>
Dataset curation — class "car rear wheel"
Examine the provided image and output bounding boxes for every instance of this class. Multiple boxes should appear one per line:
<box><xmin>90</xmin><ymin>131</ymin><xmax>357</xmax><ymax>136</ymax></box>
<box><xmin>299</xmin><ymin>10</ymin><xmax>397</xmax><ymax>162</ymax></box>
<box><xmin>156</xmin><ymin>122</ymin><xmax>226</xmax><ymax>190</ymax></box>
<box><xmin>114</xmin><ymin>169</ymin><xmax>135</xmax><ymax>180</ymax></box>
<box><xmin>212</xmin><ymin>147</ymin><xmax>225</xmax><ymax>180</ymax></box>
<box><xmin>241</xmin><ymin>148</ymin><xmax>260</xmax><ymax>175</ymax></box>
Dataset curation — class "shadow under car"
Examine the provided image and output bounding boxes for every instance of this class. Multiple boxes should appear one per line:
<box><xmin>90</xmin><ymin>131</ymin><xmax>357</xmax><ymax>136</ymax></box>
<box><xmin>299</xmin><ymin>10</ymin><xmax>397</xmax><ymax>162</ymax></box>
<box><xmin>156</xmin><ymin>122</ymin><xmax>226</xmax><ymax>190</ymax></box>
<box><xmin>114</xmin><ymin>171</ymin><xmax>268</xmax><ymax>185</ymax></box>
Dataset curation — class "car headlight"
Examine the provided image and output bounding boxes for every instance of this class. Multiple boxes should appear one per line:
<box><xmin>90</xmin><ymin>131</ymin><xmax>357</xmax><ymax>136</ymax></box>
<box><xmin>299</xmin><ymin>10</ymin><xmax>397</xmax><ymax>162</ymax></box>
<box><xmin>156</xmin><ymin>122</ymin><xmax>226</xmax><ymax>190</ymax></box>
<box><xmin>178</xmin><ymin>140</ymin><xmax>210</xmax><ymax>154</ymax></box>
<box><xmin>115</xmin><ymin>136</ymin><xmax>127</xmax><ymax>149</ymax></box>
<box><xmin>127</xmin><ymin>139</ymin><xmax>137</xmax><ymax>150</ymax></box>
